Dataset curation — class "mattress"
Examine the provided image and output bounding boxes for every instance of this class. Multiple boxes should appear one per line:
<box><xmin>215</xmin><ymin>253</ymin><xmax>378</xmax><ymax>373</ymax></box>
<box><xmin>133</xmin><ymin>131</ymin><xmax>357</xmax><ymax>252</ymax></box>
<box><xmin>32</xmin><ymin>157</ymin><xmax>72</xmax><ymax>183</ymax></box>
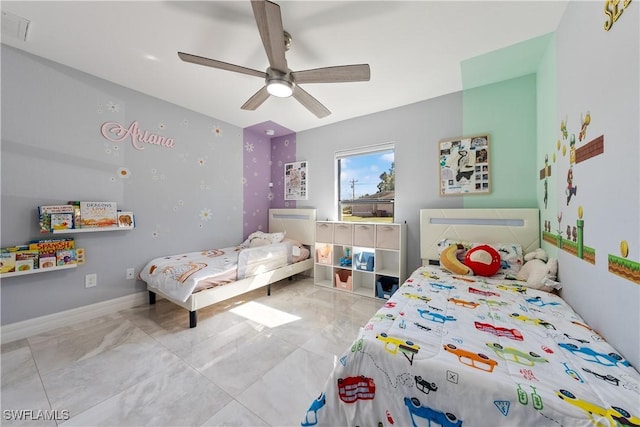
<box><xmin>140</xmin><ymin>241</ymin><xmax>304</xmax><ymax>302</ymax></box>
<box><xmin>302</xmin><ymin>266</ymin><xmax>640</xmax><ymax>426</ymax></box>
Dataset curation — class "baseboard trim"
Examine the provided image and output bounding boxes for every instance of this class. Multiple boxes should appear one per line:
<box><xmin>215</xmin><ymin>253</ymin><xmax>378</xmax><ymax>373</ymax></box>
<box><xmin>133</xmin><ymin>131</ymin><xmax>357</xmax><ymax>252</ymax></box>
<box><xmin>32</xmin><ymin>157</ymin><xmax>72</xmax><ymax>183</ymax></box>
<box><xmin>1</xmin><ymin>292</ymin><xmax>148</xmax><ymax>344</ymax></box>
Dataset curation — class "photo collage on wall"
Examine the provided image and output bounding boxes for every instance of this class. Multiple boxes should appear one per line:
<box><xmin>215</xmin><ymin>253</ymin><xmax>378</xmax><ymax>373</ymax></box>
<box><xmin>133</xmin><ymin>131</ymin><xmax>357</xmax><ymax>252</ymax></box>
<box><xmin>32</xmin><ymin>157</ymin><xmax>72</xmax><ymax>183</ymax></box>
<box><xmin>284</xmin><ymin>161</ymin><xmax>308</xmax><ymax>200</ymax></box>
<box><xmin>439</xmin><ymin>135</ymin><xmax>490</xmax><ymax>195</ymax></box>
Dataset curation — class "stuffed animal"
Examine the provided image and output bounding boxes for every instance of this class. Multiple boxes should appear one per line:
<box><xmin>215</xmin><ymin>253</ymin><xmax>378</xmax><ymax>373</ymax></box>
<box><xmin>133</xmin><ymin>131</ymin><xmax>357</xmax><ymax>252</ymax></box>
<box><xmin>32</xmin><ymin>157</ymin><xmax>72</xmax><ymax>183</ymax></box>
<box><xmin>523</xmin><ymin>248</ymin><xmax>548</xmax><ymax>263</ymax></box>
<box><xmin>516</xmin><ymin>248</ymin><xmax>559</xmax><ymax>292</ymax></box>
<box><xmin>243</xmin><ymin>230</ymin><xmax>286</xmax><ymax>248</ymax></box>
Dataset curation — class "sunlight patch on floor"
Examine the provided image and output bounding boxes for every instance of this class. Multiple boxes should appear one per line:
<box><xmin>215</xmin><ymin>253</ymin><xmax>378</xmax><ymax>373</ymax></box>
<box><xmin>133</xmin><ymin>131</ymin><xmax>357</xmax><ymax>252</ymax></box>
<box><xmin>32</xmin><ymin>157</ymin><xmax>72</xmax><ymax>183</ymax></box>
<box><xmin>230</xmin><ymin>301</ymin><xmax>301</xmax><ymax>328</ymax></box>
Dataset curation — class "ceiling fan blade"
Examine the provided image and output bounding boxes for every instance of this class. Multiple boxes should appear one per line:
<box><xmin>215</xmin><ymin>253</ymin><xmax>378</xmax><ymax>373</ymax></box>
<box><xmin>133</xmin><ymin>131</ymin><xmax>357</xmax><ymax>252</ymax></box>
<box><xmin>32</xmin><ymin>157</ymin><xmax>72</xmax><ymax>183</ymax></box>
<box><xmin>178</xmin><ymin>52</ymin><xmax>266</xmax><ymax>79</ymax></box>
<box><xmin>241</xmin><ymin>86</ymin><xmax>271</xmax><ymax>111</ymax></box>
<box><xmin>251</xmin><ymin>0</ymin><xmax>288</xmax><ymax>72</ymax></box>
<box><xmin>292</xmin><ymin>86</ymin><xmax>331</xmax><ymax>119</ymax></box>
<box><xmin>292</xmin><ymin>64</ymin><xmax>371</xmax><ymax>84</ymax></box>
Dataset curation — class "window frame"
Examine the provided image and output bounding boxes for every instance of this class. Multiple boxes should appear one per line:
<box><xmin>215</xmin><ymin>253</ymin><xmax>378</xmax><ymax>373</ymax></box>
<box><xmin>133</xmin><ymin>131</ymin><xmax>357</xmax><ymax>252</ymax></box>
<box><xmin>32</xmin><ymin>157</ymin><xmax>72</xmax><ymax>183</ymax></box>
<box><xmin>335</xmin><ymin>142</ymin><xmax>395</xmax><ymax>222</ymax></box>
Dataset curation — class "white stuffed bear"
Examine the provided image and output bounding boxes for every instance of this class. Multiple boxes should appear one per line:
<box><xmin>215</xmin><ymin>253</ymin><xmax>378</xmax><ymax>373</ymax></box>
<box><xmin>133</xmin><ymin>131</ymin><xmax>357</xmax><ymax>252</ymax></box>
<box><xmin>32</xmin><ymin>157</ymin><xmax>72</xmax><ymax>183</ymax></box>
<box><xmin>516</xmin><ymin>248</ymin><xmax>560</xmax><ymax>292</ymax></box>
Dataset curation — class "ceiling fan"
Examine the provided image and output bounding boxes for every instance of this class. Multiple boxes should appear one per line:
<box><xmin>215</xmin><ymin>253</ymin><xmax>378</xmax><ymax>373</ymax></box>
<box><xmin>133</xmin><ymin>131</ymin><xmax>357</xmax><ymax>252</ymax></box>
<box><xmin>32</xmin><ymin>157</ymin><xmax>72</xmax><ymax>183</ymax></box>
<box><xmin>178</xmin><ymin>0</ymin><xmax>371</xmax><ymax>118</ymax></box>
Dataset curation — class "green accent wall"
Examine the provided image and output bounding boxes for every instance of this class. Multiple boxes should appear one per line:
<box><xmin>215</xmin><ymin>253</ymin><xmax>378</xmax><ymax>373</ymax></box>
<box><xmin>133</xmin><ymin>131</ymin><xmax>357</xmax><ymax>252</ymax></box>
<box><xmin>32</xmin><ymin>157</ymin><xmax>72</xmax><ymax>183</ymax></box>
<box><xmin>461</xmin><ymin>34</ymin><xmax>554</xmax><ymax>90</ymax></box>
<box><xmin>462</xmin><ymin>75</ymin><xmax>538</xmax><ymax>208</ymax></box>
<box><xmin>460</xmin><ymin>34</ymin><xmax>555</xmax><ymax>209</ymax></box>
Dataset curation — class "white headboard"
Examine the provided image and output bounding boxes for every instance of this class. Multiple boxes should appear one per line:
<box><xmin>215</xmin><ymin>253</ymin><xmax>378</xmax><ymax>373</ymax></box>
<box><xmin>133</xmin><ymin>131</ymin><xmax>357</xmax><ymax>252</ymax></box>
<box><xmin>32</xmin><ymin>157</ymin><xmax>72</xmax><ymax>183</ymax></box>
<box><xmin>269</xmin><ymin>208</ymin><xmax>317</xmax><ymax>246</ymax></box>
<box><xmin>420</xmin><ymin>208</ymin><xmax>540</xmax><ymax>264</ymax></box>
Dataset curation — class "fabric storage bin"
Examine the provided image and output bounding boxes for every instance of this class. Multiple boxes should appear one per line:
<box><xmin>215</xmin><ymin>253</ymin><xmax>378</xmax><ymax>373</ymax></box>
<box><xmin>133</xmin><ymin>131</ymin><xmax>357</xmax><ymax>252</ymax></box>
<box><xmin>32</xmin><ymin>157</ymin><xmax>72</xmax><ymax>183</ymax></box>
<box><xmin>354</xmin><ymin>251</ymin><xmax>374</xmax><ymax>271</ymax></box>
<box><xmin>316</xmin><ymin>245</ymin><xmax>332</xmax><ymax>264</ymax></box>
<box><xmin>334</xmin><ymin>223</ymin><xmax>353</xmax><ymax>245</ymax></box>
<box><xmin>354</xmin><ymin>224</ymin><xmax>375</xmax><ymax>247</ymax></box>
<box><xmin>376</xmin><ymin>276</ymin><xmax>399</xmax><ymax>299</ymax></box>
<box><xmin>315</xmin><ymin>222</ymin><xmax>334</xmax><ymax>243</ymax></box>
<box><xmin>376</xmin><ymin>224</ymin><xmax>400</xmax><ymax>250</ymax></box>
<box><xmin>335</xmin><ymin>269</ymin><xmax>353</xmax><ymax>291</ymax></box>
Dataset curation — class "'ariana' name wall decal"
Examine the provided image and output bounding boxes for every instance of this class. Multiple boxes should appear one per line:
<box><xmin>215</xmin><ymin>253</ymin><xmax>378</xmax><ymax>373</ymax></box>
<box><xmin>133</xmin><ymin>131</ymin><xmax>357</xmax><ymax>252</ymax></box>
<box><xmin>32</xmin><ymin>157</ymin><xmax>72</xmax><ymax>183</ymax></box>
<box><xmin>100</xmin><ymin>121</ymin><xmax>175</xmax><ymax>151</ymax></box>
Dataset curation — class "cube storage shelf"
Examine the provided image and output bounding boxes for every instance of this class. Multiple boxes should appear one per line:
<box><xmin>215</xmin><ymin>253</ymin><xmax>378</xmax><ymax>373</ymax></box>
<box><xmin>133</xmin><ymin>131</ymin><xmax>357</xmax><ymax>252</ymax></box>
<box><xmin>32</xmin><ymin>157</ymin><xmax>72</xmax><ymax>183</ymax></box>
<box><xmin>314</xmin><ymin>221</ymin><xmax>406</xmax><ymax>299</ymax></box>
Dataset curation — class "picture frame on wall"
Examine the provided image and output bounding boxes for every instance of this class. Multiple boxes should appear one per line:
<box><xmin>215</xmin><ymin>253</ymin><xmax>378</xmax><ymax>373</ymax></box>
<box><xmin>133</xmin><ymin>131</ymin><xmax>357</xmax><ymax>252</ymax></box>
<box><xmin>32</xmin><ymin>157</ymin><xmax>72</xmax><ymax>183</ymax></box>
<box><xmin>284</xmin><ymin>161</ymin><xmax>308</xmax><ymax>200</ymax></box>
<box><xmin>439</xmin><ymin>134</ymin><xmax>490</xmax><ymax>196</ymax></box>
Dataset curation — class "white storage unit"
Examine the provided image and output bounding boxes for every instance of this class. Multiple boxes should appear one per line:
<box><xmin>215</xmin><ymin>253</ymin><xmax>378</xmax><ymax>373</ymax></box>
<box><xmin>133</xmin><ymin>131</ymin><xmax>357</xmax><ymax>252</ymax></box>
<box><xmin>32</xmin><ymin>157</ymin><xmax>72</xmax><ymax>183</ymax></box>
<box><xmin>313</xmin><ymin>221</ymin><xmax>406</xmax><ymax>299</ymax></box>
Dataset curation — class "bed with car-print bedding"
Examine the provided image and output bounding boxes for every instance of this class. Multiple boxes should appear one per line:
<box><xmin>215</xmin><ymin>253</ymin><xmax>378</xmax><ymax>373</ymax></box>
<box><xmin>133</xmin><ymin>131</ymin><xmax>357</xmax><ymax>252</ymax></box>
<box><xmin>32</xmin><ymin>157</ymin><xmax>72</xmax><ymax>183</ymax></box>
<box><xmin>301</xmin><ymin>209</ymin><xmax>639</xmax><ymax>427</ymax></box>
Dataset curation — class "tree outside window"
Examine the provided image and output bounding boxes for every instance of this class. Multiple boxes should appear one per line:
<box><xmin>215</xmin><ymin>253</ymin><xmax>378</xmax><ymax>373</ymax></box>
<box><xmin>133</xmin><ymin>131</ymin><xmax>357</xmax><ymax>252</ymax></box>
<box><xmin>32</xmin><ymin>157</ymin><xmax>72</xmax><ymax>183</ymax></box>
<box><xmin>337</xmin><ymin>145</ymin><xmax>394</xmax><ymax>223</ymax></box>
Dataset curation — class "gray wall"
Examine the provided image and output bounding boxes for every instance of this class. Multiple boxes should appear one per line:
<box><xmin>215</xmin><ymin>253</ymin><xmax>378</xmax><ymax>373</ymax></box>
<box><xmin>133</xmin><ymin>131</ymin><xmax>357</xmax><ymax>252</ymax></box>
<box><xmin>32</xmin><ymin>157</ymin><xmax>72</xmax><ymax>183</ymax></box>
<box><xmin>296</xmin><ymin>93</ymin><xmax>464</xmax><ymax>271</ymax></box>
<box><xmin>1</xmin><ymin>46</ymin><xmax>243</xmax><ymax>324</ymax></box>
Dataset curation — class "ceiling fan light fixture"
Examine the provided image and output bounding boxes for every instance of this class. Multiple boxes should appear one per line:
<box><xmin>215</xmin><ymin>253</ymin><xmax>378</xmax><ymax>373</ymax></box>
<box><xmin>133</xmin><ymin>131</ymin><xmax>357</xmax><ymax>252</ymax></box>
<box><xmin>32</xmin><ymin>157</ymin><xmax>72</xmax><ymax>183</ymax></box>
<box><xmin>179</xmin><ymin>1</ymin><xmax>368</xmax><ymax>118</ymax></box>
<box><xmin>266</xmin><ymin>79</ymin><xmax>293</xmax><ymax>98</ymax></box>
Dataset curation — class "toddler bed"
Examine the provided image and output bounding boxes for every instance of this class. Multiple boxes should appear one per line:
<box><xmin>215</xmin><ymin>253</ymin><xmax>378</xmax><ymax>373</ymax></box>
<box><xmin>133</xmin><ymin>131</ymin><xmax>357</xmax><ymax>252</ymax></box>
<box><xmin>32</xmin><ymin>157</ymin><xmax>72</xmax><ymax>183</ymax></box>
<box><xmin>302</xmin><ymin>208</ymin><xmax>639</xmax><ymax>427</ymax></box>
<box><xmin>140</xmin><ymin>208</ymin><xmax>315</xmax><ymax>328</ymax></box>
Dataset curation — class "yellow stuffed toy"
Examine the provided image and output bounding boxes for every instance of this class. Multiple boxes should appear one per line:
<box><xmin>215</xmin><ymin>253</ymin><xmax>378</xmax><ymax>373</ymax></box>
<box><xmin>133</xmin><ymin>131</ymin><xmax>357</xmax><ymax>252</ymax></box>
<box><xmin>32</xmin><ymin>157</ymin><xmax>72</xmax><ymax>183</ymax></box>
<box><xmin>440</xmin><ymin>244</ymin><xmax>473</xmax><ymax>275</ymax></box>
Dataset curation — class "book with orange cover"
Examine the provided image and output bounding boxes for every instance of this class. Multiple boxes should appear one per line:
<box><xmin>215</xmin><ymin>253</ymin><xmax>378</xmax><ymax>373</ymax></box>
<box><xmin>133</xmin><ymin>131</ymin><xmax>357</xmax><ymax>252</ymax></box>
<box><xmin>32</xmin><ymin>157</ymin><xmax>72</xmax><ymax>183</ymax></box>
<box><xmin>79</xmin><ymin>202</ymin><xmax>117</xmax><ymax>228</ymax></box>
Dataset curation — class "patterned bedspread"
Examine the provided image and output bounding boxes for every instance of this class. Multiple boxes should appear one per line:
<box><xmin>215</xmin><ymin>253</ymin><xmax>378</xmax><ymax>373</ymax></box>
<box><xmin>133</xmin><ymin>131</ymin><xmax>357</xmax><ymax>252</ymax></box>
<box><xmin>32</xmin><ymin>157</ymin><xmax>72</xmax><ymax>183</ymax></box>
<box><xmin>302</xmin><ymin>266</ymin><xmax>640</xmax><ymax>427</ymax></box>
<box><xmin>140</xmin><ymin>242</ymin><xmax>292</xmax><ymax>302</ymax></box>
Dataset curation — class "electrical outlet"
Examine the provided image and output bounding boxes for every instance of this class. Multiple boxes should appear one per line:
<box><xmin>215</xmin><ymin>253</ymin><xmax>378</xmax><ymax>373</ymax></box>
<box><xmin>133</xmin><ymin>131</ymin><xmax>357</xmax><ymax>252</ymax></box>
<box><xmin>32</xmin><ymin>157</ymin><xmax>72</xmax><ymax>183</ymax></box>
<box><xmin>126</xmin><ymin>268</ymin><xmax>135</xmax><ymax>280</ymax></box>
<box><xmin>85</xmin><ymin>273</ymin><xmax>97</xmax><ymax>288</ymax></box>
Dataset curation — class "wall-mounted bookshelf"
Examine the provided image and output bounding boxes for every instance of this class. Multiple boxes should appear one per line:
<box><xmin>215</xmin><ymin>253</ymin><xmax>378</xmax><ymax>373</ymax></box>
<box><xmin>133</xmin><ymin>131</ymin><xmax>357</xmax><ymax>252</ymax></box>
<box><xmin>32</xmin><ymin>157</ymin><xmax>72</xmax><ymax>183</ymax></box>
<box><xmin>0</xmin><ymin>201</ymin><xmax>134</xmax><ymax>279</ymax></box>
<box><xmin>1</xmin><ymin>264</ymin><xmax>77</xmax><ymax>278</ymax></box>
<box><xmin>51</xmin><ymin>227</ymin><xmax>131</xmax><ymax>234</ymax></box>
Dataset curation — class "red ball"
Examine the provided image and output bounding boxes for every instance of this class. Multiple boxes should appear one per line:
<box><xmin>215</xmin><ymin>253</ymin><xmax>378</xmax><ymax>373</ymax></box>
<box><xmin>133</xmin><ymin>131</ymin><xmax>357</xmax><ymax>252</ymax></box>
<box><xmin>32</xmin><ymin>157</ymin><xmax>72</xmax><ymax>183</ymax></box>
<box><xmin>464</xmin><ymin>245</ymin><xmax>501</xmax><ymax>276</ymax></box>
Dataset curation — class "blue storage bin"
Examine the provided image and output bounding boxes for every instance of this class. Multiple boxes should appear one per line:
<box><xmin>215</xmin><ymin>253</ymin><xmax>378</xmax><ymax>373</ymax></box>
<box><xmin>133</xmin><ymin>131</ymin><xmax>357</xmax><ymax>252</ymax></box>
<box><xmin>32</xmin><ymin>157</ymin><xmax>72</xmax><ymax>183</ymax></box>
<box><xmin>376</xmin><ymin>276</ymin><xmax>399</xmax><ymax>299</ymax></box>
<box><xmin>354</xmin><ymin>251</ymin><xmax>374</xmax><ymax>271</ymax></box>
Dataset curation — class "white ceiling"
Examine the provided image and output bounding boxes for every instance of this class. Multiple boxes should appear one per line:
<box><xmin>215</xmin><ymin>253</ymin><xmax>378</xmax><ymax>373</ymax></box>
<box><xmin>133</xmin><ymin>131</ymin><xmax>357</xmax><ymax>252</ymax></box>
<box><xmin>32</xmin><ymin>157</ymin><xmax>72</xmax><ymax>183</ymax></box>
<box><xmin>1</xmin><ymin>1</ymin><xmax>568</xmax><ymax>134</ymax></box>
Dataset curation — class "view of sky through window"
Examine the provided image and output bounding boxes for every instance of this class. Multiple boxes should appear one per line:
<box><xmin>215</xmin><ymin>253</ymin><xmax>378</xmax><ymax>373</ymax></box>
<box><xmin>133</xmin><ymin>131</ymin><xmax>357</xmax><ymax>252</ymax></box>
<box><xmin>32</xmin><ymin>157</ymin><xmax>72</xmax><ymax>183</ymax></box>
<box><xmin>339</xmin><ymin>150</ymin><xmax>394</xmax><ymax>200</ymax></box>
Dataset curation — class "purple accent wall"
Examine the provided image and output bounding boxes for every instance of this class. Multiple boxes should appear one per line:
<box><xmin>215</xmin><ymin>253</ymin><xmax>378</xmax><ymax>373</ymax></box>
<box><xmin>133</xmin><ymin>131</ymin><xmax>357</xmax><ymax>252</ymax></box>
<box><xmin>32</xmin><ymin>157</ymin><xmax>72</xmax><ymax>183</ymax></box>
<box><xmin>242</xmin><ymin>124</ymin><xmax>297</xmax><ymax>239</ymax></box>
<box><xmin>243</xmin><ymin>128</ymin><xmax>272</xmax><ymax>239</ymax></box>
<box><xmin>271</xmin><ymin>133</ymin><xmax>297</xmax><ymax>209</ymax></box>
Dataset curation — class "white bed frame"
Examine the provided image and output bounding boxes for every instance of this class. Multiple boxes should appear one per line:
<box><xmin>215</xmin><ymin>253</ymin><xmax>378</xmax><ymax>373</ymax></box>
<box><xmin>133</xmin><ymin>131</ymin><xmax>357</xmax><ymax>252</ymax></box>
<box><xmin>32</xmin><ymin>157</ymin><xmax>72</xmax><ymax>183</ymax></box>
<box><xmin>147</xmin><ymin>208</ymin><xmax>316</xmax><ymax>328</ymax></box>
<box><xmin>420</xmin><ymin>208</ymin><xmax>540</xmax><ymax>265</ymax></box>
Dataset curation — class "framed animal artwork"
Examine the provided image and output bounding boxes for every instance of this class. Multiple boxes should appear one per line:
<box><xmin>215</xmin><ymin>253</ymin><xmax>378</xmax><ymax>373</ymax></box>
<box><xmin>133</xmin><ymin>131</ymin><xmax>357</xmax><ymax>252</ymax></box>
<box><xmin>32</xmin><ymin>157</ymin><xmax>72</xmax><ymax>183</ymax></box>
<box><xmin>438</xmin><ymin>134</ymin><xmax>490</xmax><ymax>196</ymax></box>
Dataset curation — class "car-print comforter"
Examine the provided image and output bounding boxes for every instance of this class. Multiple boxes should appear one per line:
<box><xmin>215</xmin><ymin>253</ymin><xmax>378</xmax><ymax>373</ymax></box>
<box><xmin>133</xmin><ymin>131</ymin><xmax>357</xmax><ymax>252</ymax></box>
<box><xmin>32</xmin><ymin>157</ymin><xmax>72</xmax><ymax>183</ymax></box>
<box><xmin>302</xmin><ymin>266</ymin><xmax>640</xmax><ymax>427</ymax></box>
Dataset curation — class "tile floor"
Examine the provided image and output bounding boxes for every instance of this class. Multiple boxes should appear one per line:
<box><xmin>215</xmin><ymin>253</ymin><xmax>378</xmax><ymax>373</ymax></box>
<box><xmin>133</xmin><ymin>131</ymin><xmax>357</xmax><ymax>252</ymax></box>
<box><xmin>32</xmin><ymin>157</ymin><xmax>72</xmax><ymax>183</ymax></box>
<box><xmin>1</xmin><ymin>277</ymin><xmax>384</xmax><ymax>426</ymax></box>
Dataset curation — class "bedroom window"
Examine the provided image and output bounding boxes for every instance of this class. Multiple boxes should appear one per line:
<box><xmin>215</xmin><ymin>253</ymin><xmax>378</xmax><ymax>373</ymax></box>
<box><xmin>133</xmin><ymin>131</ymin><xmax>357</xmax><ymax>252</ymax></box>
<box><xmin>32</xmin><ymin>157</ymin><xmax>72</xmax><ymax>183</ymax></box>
<box><xmin>336</xmin><ymin>143</ymin><xmax>395</xmax><ymax>223</ymax></box>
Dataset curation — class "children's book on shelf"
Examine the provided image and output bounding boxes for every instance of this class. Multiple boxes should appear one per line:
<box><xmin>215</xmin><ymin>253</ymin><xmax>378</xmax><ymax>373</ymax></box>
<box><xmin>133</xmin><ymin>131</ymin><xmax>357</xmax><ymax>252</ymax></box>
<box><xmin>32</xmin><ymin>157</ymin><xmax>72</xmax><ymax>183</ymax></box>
<box><xmin>67</xmin><ymin>201</ymin><xmax>82</xmax><ymax>228</ymax></box>
<box><xmin>56</xmin><ymin>249</ymin><xmax>77</xmax><ymax>266</ymax></box>
<box><xmin>51</xmin><ymin>213</ymin><xmax>74</xmax><ymax>231</ymax></box>
<box><xmin>79</xmin><ymin>202</ymin><xmax>118</xmax><ymax>228</ymax></box>
<box><xmin>6</xmin><ymin>245</ymin><xmax>29</xmax><ymax>251</ymax></box>
<box><xmin>39</xmin><ymin>254</ymin><xmax>57</xmax><ymax>269</ymax></box>
<box><xmin>117</xmin><ymin>211</ymin><xmax>135</xmax><ymax>228</ymax></box>
<box><xmin>29</xmin><ymin>238</ymin><xmax>75</xmax><ymax>253</ymax></box>
<box><xmin>15</xmin><ymin>250</ymin><xmax>39</xmax><ymax>271</ymax></box>
<box><xmin>0</xmin><ymin>239</ymin><xmax>78</xmax><ymax>274</ymax></box>
<box><xmin>75</xmin><ymin>248</ymin><xmax>85</xmax><ymax>265</ymax></box>
<box><xmin>0</xmin><ymin>251</ymin><xmax>16</xmax><ymax>273</ymax></box>
<box><xmin>38</xmin><ymin>205</ymin><xmax>75</xmax><ymax>233</ymax></box>
<box><xmin>15</xmin><ymin>259</ymin><xmax>34</xmax><ymax>272</ymax></box>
